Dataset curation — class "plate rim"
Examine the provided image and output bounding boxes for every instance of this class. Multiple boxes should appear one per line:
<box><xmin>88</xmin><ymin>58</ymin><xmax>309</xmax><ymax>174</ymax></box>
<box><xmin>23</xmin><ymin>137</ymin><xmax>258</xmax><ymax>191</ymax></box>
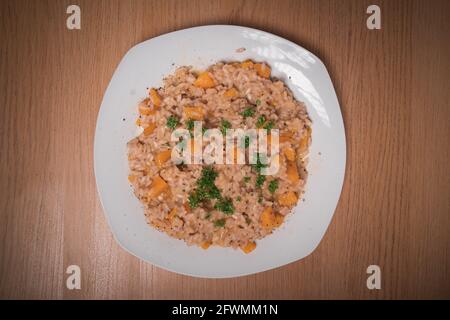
<box><xmin>94</xmin><ymin>24</ymin><xmax>347</xmax><ymax>278</ymax></box>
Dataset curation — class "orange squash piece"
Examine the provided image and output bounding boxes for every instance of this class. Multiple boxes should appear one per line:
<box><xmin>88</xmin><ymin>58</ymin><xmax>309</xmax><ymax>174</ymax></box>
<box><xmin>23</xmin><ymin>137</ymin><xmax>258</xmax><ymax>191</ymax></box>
<box><xmin>273</xmin><ymin>213</ymin><xmax>284</xmax><ymax>227</ymax></box>
<box><xmin>260</xmin><ymin>207</ymin><xmax>274</xmax><ymax>228</ymax></box>
<box><xmin>135</xmin><ymin>118</ymin><xmax>142</xmax><ymax>126</ymax></box>
<box><xmin>278</xmin><ymin>191</ymin><xmax>298</xmax><ymax>207</ymax></box>
<box><xmin>200</xmin><ymin>242</ymin><xmax>211</xmax><ymax>250</ymax></box>
<box><xmin>260</xmin><ymin>206</ymin><xmax>284</xmax><ymax>229</ymax></box>
<box><xmin>138</xmin><ymin>106</ymin><xmax>156</xmax><ymax>116</ymax></box>
<box><xmin>149</xmin><ymin>88</ymin><xmax>161</xmax><ymax>107</ymax></box>
<box><xmin>155</xmin><ymin>149</ymin><xmax>172</xmax><ymax>168</ymax></box>
<box><xmin>254</xmin><ymin>63</ymin><xmax>271</xmax><ymax>78</ymax></box>
<box><xmin>286</xmin><ymin>160</ymin><xmax>300</xmax><ymax>184</ymax></box>
<box><xmin>224</xmin><ymin>87</ymin><xmax>238</xmax><ymax>98</ymax></box>
<box><xmin>143</xmin><ymin>122</ymin><xmax>156</xmax><ymax>136</ymax></box>
<box><xmin>138</xmin><ymin>101</ymin><xmax>156</xmax><ymax>116</ymax></box>
<box><xmin>241</xmin><ymin>241</ymin><xmax>257</xmax><ymax>254</ymax></box>
<box><xmin>283</xmin><ymin>147</ymin><xmax>296</xmax><ymax>161</ymax></box>
<box><xmin>240</xmin><ymin>60</ymin><xmax>254</xmax><ymax>69</ymax></box>
<box><xmin>148</xmin><ymin>175</ymin><xmax>169</xmax><ymax>199</ymax></box>
<box><xmin>128</xmin><ymin>175</ymin><xmax>136</xmax><ymax>183</ymax></box>
<box><xmin>299</xmin><ymin>126</ymin><xmax>312</xmax><ymax>151</ymax></box>
<box><xmin>279</xmin><ymin>131</ymin><xmax>294</xmax><ymax>143</ymax></box>
<box><xmin>183</xmin><ymin>106</ymin><xmax>205</xmax><ymax>120</ymax></box>
<box><xmin>194</xmin><ymin>72</ymin><xmax>215</xmax><ymax>88</ymax></box>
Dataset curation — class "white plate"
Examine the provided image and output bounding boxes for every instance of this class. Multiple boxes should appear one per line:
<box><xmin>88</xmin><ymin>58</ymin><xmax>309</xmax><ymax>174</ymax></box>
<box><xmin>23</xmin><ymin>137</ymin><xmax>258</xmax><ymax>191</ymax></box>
<box><xmin>94</xmin><ymin>25</ymin><xmax>346</xmax><ymax>278</ymax></box>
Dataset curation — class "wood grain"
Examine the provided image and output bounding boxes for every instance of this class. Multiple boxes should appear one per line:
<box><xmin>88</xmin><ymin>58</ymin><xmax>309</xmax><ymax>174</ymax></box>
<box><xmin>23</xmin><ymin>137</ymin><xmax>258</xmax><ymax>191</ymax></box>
<box><xmin>0</xmin><ymin>0</ymin><xmax>449</xmax><ymax>299</ymax></box>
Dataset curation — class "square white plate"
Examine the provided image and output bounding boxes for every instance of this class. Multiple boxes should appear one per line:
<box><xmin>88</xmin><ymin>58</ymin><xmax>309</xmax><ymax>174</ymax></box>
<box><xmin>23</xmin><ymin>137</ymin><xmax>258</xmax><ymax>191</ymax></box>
<box><xmin>94</xmin><ymin>25</ymin><xmax>346</xmax><ymax>278</ymax></box>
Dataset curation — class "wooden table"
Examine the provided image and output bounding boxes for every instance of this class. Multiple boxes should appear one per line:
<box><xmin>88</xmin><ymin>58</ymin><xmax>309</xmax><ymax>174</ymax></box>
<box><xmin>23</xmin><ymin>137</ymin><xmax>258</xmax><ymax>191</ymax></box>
<box><xmin>1</xmin><ymin>0</ymin><xmax>449</xmax><ymax>299</ymax></box>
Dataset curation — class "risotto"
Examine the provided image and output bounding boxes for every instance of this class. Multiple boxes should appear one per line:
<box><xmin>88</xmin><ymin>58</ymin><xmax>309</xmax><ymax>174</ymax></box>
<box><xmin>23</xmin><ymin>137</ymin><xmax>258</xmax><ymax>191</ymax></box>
<box><xmin>127</xmin><ymin>60</ymin><xmax>311</xmax><ymax>253</ymax></box>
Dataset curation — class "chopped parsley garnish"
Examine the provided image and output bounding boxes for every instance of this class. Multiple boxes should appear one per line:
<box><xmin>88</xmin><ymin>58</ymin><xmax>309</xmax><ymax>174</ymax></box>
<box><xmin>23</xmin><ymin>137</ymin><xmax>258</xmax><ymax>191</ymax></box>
<box><xmin>256</xmin><ymin>115</ymin><xmax>266</xmax><ymax>128</ymax></box>
<box><xmin>238</xmin><ymin>135</ymin><xmax>252</xmax><ymax>149</ymax></box>
<box><xmin>252</xmin><ymin>153</ymin><xmax>268</xmax><ymax>174</ymax></box>
<box><xmin>220</xmin><ymin>119</ymin><xmax>231</xmax><ymax>135</ymax></box>
<box><xmin>188</xmin><ymin>193</ymin><xmax>201</xmax><ymax>208</ymax></box>
<box><xmin>258</xmin><ymin>195</ymin><xmax>263</xmax><ymax>203</ymax></box>
<box><xmin>197</xmin><ymin>167</ymin><xmax>220</xmax><ymax>199</ymax></box>
<box><xmin>188</xmin><ymin>167</ymin><xmax>235</xmax><ymax>215</ymax></box>
<box><xmin>166</xmin><ymin>115</ymin><xmax>179</xmax><ymax>130</ymax></box>
<box><xmin>186</xmin><ymin>119</ymin><xmax>206</xmax><ymax>137</ymax></box>
<box><xmin>214</xmin><ymin>198</ymin><xmax>234</xmax><ymax>215</ymax></box>
<box><xmin>198</xmin><ymin>166</ymin><xmax>218</xmax><ymax>184</ymax></box>
<box><xmin>245</xmin><ymin>216</ymin><xmax>252</xmax><ymax>225</ymax></box>
<box><xmin>214</xmin><ymin>218</ymin><xmax>226</xmax><ymax>228</ymax></box>
<box><xmin>244</xmin><ymin>136</ymin><xmax>251</xmax><ymax>148</ymax></box>
<box><xmin>236</xmin><ymin>196</ymin><xmax>241</xmax><ymax>202</ymax></box>
<box><xmin>268</xmin><ymin>179</ymin><xmax>279</xmax><ymax>193</ymax></box>
<box><xmin>204</xmin><ymin>212</ymin><xmax>211</xmax><ymax>219</ymax></box>
<box><xmin>255</xmin><ymin>99</ymin><xmax>261</xmax><ymax>106</ymax></box>
<box><xmin>207</xmin><ymin>185</ymin><xmax>221</xmax><ymax>199</ymax></box>
<box><xmin>256</xmin><ymin>174</ymin><xmax>266</xmax><ymax>188</ymax></box>
<box><xmin>240</xmin><ymin>107</ymin><xmax>255</xmax><ymax>118</ymax></box>
<box><xmin>243</xmin><ymin>176</ymin><xmax>251</xmax><ymax>183</ymax></box>
<box><xmin>263</xmin><ymin>120</ymin><xmax>275</xmax><ymax>131</ymax></box>
<box><xmin>186</xmin><ymin>119</ymin><xmax>195</xmax><ymax>131</ymax></box>
<box><xmin>188</xmin><ymin>167</ymin><xmax>221</xmax><ymax>208</ymax></box>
